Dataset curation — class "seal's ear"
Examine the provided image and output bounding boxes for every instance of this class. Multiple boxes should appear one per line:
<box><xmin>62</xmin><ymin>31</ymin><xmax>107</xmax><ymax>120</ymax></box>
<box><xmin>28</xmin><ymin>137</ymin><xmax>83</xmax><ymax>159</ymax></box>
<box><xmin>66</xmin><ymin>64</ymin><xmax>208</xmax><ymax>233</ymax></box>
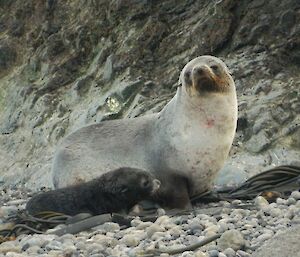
<box><xmin>177</xmin><ymin>76</ymin><xmax>182</xmax><ymax>87</ymax></box>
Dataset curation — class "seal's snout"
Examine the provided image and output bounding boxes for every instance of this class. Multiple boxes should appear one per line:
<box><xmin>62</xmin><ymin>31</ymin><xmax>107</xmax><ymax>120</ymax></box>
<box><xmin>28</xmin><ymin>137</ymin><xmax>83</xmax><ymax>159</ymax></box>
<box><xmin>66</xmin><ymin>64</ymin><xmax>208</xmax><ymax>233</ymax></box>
<box><xmin>192</xmin><ymin>64</ymin><xmax>215</xmax><ymax>92</ymax></box>
<box><xmin>151</xmin><ymin>179</ymin><xmax>161</xmax><ymax>194</ymax></box>
<box><xmin>193</xmin><ymin>65</ymin><xmax>209</xmax><ymax>76</ymax></box>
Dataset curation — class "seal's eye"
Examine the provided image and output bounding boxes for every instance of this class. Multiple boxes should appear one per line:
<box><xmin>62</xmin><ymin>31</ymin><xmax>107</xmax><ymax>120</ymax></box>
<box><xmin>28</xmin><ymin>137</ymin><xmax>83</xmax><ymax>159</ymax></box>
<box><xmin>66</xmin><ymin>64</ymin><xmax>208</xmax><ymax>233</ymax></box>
<box><xmin>141</xmin><ymin>179</ymin><xmax>150</xmax><ymax>188</ymax></box>
<box><xmin>120</xmin><ymin>186</ymin><xmax>128</xmax><ymax>193</ymax></box>
<box><xmin>210</xmin><ymin>65</ymin><xmax>219</xmax><ymax>72</ymax></box>
<box><xmin>184</xmin><ymin>70</ymin><xmax>192</xmax><ymax>85</ymax></box>
<box><xmin>184</xmin><ymin>70</ymin><xmax>191</xmax><ymax>78</ymax></box>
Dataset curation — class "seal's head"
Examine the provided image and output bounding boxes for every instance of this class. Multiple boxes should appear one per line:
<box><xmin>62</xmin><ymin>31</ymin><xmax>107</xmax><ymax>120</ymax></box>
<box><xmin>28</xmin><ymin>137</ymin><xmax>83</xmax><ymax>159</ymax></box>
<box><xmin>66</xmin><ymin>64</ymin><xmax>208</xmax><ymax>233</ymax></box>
<box><xmin>179</xmin><ymin>55</ymin><xmax>234</xmax><ymax>96</ymax></box>
<box><xmin>102</xmin><ymin>167</ymin><xmax>161</xmax><ymax>201</ymax></box>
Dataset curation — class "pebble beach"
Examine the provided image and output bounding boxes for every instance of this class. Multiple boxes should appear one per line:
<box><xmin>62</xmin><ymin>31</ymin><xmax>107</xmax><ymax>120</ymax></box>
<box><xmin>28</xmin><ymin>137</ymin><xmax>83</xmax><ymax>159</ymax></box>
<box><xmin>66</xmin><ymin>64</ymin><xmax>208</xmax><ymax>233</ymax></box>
<box><xmin>1</xmin><ymin>186</ymin><xmax>300</xmax><ymax>257</ymax></box>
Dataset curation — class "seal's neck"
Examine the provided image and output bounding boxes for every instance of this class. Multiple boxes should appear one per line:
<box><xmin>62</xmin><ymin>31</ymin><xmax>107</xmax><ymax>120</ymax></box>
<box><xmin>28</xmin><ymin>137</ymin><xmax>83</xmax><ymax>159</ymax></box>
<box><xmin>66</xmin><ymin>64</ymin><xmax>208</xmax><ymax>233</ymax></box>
<box><xmin>160</xmin><ymin>85</ymin><xmax>237</xmax><ymax>136</ymax></box>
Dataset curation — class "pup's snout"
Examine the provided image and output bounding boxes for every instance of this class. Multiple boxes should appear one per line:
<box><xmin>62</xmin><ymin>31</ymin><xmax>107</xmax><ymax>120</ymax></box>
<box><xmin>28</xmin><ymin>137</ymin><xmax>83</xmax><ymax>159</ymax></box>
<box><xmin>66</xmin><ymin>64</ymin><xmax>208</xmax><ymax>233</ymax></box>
<box><xmin>151</xmin><ymin>179</ymin><xmax>161</xmax><ymax>193</ymax></box>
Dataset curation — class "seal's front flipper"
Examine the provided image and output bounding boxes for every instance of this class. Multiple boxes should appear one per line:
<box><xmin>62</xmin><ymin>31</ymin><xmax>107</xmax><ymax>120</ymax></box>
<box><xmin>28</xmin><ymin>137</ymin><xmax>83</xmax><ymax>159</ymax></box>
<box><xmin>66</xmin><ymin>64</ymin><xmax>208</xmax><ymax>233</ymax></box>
<box><xmin>152</xmin><ymin>174</ymin><xmax>192</xmax><ymax>210</ymax></box>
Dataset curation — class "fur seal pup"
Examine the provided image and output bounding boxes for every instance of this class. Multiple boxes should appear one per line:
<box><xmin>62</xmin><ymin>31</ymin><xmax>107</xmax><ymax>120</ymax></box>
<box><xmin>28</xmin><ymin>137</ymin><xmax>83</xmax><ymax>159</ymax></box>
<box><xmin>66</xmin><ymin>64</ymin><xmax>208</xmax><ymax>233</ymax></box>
<box><xmin>27</xmin><ymin>168</ymin><xmax>161</xmax><ymax>216</ymax></box>
<box><xmin>52</xmin><ymin>55</ymin><xmax>237</xmax><ymax>209</ymax></box>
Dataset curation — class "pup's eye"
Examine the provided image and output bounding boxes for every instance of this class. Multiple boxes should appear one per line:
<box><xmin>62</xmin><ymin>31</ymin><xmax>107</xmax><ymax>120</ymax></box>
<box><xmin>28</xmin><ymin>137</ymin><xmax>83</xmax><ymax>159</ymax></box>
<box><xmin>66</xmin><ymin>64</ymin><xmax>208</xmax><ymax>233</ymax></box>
<box><xmin>141</xmin><ymin>179</ymin><xmax>150</xmax><ymax>188</ymax></box>
<box><xmin>210</xmin><ymin>65</ymin><xmax>219</xmax><ymax>71</ymax></box>
<box><xmin>120</xmin><ymin>186</ymin><xmax>128</xmax><ymax>193</ymax></box>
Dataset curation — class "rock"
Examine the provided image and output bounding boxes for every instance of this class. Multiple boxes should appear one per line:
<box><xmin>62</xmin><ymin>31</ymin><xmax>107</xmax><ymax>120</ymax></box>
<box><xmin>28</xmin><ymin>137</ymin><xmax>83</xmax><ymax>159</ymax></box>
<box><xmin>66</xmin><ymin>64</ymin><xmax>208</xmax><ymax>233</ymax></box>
<box><xmin>45</xmin><ymin>240</ymin><xmax>63</xmax><ymax>251</ymax></box>
<box><xmin>271</xmin><ymin>106</ymin><xmax>292</xmax><ymax>125</ymax></box>
<box><xmin>0</xmin><ymin>42</ymin><xmax>17</xmax><ymax>70</ymax></box>
<box><xmin>90</xmin><ymin>234</ymin><xmax>118</xmax><ymax>247</ymax></box>
<box><xmin>20</xmin><ymin>236</ymin><xmax>47</xmax><ymax>249</ymax></box>
<box><xmin>25</xmin><ymin>245</ymin><xmax>42</xmax><ymax>255</ymax></box>
<box><xmin>5</xmin><ymin>253</ymin><xmax>26</xmax><ymax>257</ymax></box>
<box><xmin>0</xmin><ymin>206</ymin><xmax>19</xmax><ymax>218</ymax></box>
<box><xmin>146</xmin><ymin>223</ymin><xmax>165</xmax><ymax>238</ymax></box>
<box><xmin>194</xmin><ymin>251</ymin><xmax>208</xmax><ymax>257</ymax></box>
<box><xmin>103</xmin><ymin>54</ymin><xmax>114</xmax><ymax>81</ymax></box>
<box><xmin>6</xmin><ymin>199</ymin><xmax>27</xmax><ymax>206</ymax></box>
<box><xmin>208</xmin><ymin>250</ymin><xmax>219</xmax><ymax>257</ymax></box>
<box><xmin>120</xmin><ymin>231</ymin><xmax>146</xmax><ymax>247</ymax></box>
<box><xmin>223</xmin><ymin>247</ymin><xmax>236</xmax><ymax>257</ymax></box>
<box><xmin>256</xmin><ymin>232</ymin><xmax>273</xmax><ymax>242</ymax></box>
<box><xmin>204</xmin><ymin>224</ymin><xmax>220</xmax><ymax>236</ymax></box>
<box><xmin>245</xmin><ymin>131</ymin><xmax>271</xmax><ymax>153</ymax></box>
<box><xmin>217</xmin><ymin>230</ymin><xmax>245</xmax><ymax>251</ymax></box>
<box><xmin>130</xmin><ymin>217</ymin><xmax>142</xmax><ymax>227</ymax></box>
<box><xmin>159</xmin><ymin>254</ymin><xmax>170</xmax><ymax>257</ymax></box>
<box><xmin>287</xmin><ymin>197</ymin><xmax>296</xmax><ymax>205</ymax></box>
<box><xmin>62</xmin><ymin>243</ymin><xmax>77</xmax><ymax>254</ymax></box>
<box><xmin>89</xmin><ymin>254</ymin><xmax>105</xmax><ymax>257</ymax></box>
<box><xmin>252</xmin><ymin>225</ymin><xmax>300</xmax><ymax>257</ymax></box>
<box><xmin>92</xmin><ymin>222</ymin><xmax>120</xmax><ymax>233</ymax></box>
<box><xmin>255</xmin><ymin>196</ymin><xmax>270</xmax><ymax>210</ymax></box>
<box><xmin>136</xmin><ymin>221</ymin><xmax>153</xmax><ymax>230</ymax></box>
<box><xmin>291</xmin><ymin>191</ymin><xmax>300</xmax><ymax>200</ymax></box>
<box><xmin>0</xmin><ymin>241</ymin><xmax>21</xmax><ymax>254</ymax></box>
<box><xmin>236</xmin><ymin>250</ymin><xmax>251</xmax><ymax>257</ymax></box>
<box><xmin>0</xmin><ymin>222</ymin><xmax>14</xmax><ymax>231</ymax></box>
<box><xmin>169</xmin><ymin>226</ymin><xmax>184</xmax><ymax>238</ymax></box>
<box><xmin>214</xmin><ymin>164</ymin><xmax>248</xmax><ymax>187</ymax></box>
<box><xmin>151</xmin><ymin>231</ymin><xmax>167</xmax><ymax>240</ymax></box>
<box><xmin>181</xmin><ymin>251</ymin><xmax>196</xmax><ymax>257</ymax></box>
<box><xmin>188</xmin><ymin>219</ymin><xmax>204</xmax><ymax>234</ymax></box>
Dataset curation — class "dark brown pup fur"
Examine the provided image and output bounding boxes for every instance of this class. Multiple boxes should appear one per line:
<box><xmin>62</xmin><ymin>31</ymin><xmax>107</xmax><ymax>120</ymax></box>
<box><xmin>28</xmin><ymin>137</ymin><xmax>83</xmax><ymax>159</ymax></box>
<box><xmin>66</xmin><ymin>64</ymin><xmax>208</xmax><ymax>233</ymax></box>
<box><xmin>26</xmin><ymin>168</ymin><xmax>159</xmax><ymax>216</ymax></box>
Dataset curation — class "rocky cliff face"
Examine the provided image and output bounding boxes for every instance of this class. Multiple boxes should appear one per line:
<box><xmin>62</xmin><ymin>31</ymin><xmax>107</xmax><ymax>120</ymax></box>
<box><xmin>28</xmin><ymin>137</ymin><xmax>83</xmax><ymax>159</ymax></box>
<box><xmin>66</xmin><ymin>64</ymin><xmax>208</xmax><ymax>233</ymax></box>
<box><xmin>0</xmin><ymin>0</ymin><xmax>299</xmax><ymax>189</ymax></box>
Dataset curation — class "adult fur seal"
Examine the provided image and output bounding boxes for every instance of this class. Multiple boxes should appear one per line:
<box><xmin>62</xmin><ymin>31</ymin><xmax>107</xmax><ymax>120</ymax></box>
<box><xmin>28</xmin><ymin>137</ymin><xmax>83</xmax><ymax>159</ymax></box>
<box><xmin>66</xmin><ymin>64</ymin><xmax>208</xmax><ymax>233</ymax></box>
<box><xmin>52</xmin><ymin>55</ymin><xmax>237</xmax><ymax>209</ymax></box>
<box><xmin>27</xmin><ymin>168</ymin><xmax>160</xmax><ymax>216</ymax></box>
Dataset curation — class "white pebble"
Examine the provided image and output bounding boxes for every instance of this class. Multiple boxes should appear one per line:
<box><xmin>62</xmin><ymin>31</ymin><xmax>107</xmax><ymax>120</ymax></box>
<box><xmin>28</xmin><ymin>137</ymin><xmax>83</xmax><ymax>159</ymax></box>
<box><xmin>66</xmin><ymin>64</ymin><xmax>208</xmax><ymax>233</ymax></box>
<box><xmin>25</xmin><ymin>245</ymin><xmax>41</xmax><ymax>255</ymax></box>
<box><xmin>223</xmin><ymin>247</ymin><xmax>235</xmax><ymax>257</ymax></box>
<box><xmin>204</xmin><ymin>224</ymin><xmax>220</xmax><ymax>236</ymax></box>
<box><xmin>0</xmin><ymin>206</ymin><xmax>19</xmax><ymax>218</ymax></box>
<box><xmin>232</xmin><ymin>200</ymin><xmax>242</xmax><ymax>205</ymax></box>
<box><xmin>236</xmin><ymin>250</ymin><xmax>251</xmax><ymax>257</ymax></box>
<box><xmin>160</xmin><ymin>253</ymin><xmax>170</xmax><ymax>257</ymax></box>
<box><xmin>155</xmin><ymin>215</ymin><xmax>171</xmax><ymax>225</ymax></box>
<box><xmin>130</xmin><ymin>217</ymin><xmax>142</xmax><ymax>227</ymax></box>
<box><xmin>6</xmin><ymin>253</ymin><xmax>27</xmax><ymax>257</ymax></box>
<box><xmin>0</xmin><ymin>241</ymin><xmax>21</xmax><ymax>254</ymax></box>
<box><xmin>269</xmin><ymin>207</ymin><xmax>282</xmax><ymax>217</ymax></box>
<box><xmin>90</xmin><ymin>234</ymin><xmax>117</xmax><ymax>247</ymax></box>
<box><xmin>45</xmin><ymin>240</ymin><xmax>63</xmax><ymax>251</ymax></box>
<box><xmin>86</xmin><ymin>243</ymin><xmax>105</xmax><ymax>254</ymax></box>
<box><xmin>169</xmin><ymin>226</ymin><xmax>184</xmax><ymax>237</ymax></box>
<box><xmin>276</xmin><ymin>197</ymin><xmax>286</xmax><ymax>205</ymax></box>
<box><xmin>146</xmin><ymin>223</ymin><xmax>165</xmax><ymax>238</ymax></box>
<box><xmin>255</xmin><ymin>196</ymin><xmax>269</xmax><ymax>210</ymax></box>
<box><xmin>291</xmin><ymin>191</ymin><xmax>300</xmax><ymax>200</ymax></box>
<box><xmin>151</xmin><ymin>231</ymin><xmax>168</xmax><ymax>240</ymax></box>
<box><xmin>120</xmin><ymin>234</ymin><xmax>140</xmax><ymax>247</ymax></box>
<box><xmin>195</xmin><ymin>251</ymin><xmax>208</xmax><ymax>257</ymax></box>
<box><xmin>182</xmin><ymin>250</ymin><xmax>196</xmax><ymax>257</ymax></box>
<box><xmin>256</xmin><ymin>232</ymin><xmax>273</xmax><ymax>242</ymax></box>
<box><xmin>136</xmin><ymin>221</ymin><xmax>153</xmax><ymax>230</ymax></box>
<box><xmin>218</xmin><ymin>230</ymin><xmax>245</xmax><ymax>251</ymax></box>
<box><xmin>6</xmin><ymin>199</ymin><xmax>27</xmax><ymax>206</ymax></box>
<box><xmin>287</xmin><ymin>197</ymin><xmax>296</xmax><ymax>205</ymax></box>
